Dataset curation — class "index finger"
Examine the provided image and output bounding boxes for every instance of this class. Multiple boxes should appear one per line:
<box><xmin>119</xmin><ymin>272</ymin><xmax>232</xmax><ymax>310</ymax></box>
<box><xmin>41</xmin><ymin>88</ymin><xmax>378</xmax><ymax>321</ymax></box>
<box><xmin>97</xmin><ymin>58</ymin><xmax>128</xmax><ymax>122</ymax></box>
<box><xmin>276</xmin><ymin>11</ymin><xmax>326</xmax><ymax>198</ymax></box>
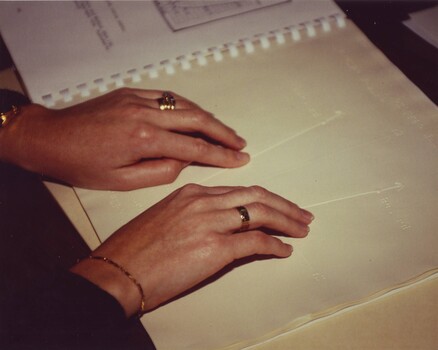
<box><xmin>156</xmin><ymin>109</ymin><xmax>247</xmax><ymax>151</ymax></box>
<box><xmin>144</xmin><ymin>129</ymin><xmax>250</xmax><ymax>168</ymax></box>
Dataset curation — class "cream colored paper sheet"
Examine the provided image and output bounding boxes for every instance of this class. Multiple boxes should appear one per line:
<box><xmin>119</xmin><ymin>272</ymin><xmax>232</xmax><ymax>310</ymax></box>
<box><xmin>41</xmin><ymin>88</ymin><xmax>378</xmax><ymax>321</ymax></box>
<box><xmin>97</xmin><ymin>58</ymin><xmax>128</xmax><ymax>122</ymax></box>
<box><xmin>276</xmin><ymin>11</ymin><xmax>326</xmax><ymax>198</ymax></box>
<box><xmin>67</xmin><ymin>21</ymin><xmax>437</xmax><ymax>349</ymax></box>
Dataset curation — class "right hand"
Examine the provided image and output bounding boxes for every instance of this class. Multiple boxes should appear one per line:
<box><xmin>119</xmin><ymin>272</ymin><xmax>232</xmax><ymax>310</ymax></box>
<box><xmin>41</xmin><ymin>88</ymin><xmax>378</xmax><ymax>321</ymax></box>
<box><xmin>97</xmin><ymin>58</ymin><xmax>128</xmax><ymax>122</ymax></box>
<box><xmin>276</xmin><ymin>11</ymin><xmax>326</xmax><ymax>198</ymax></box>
<box><xmin>0</xmin><ymin>88</ymin><xmax>249</xmax><ymax>190</ymax></box>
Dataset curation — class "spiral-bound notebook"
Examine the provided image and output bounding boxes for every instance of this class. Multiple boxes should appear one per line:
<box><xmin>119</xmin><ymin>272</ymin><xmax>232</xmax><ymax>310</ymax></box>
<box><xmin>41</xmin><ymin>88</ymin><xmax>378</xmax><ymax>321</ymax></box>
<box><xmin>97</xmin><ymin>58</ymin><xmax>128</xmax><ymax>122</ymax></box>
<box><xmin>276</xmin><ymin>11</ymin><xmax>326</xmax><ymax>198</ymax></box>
<box><xmin>0</xmin><ymin>0</ymin><xmax>341</xmax><ymax>106</ymax></box>
<box><xmin>1</xmin><ymin>1</ymin><xmax>438</xmax><ymax>349</ymax></box>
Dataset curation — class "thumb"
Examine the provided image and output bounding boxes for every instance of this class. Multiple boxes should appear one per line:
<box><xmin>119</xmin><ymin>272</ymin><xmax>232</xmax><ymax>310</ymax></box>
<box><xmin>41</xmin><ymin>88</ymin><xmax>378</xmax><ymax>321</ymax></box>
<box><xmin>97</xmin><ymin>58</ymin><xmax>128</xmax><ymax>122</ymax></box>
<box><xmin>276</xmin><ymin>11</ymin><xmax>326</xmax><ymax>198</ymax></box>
<box><xmin>114</xmin><ymin>159</ymin><xmax>188</xmax><ymax>190</ymax></box>
<box><xmin>228</xmin><ymin>231</ymin><xmax>293</xmax><ymax>260</ymax></box>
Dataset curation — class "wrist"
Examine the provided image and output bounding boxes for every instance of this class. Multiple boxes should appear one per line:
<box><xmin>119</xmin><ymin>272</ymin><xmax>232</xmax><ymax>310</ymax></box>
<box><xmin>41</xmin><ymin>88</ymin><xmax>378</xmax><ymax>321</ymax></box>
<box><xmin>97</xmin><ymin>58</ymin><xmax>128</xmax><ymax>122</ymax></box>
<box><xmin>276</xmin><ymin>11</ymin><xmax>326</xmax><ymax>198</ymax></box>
<box><xmin>0</xmin><ymin>89</ymin><xmax>30</xmax><ymax>163</ymax></box>
<box><xmin>1</xmin><ymin>105</ymin><xmax>19</xmax><ymax>128</ymax></box>
<box><xmin>70</xmin><ymin>256</ymin><xmax>144</xmax><ymax>318</ymax></box>
<box><xmin>0</xmin><ymin>89</ymin><xmax>30</xmax><ymax>112</ymax></box>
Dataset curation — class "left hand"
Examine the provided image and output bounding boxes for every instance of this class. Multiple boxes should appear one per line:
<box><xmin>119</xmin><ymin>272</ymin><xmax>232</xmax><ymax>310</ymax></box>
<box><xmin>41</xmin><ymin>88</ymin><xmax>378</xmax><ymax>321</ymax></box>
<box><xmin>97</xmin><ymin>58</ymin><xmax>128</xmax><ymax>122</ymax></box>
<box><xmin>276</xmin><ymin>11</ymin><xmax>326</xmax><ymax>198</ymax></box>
<box><xmin>71</xmin><ymin>184</ymin><xmax>314</xmax><ymax>317</ymax></box>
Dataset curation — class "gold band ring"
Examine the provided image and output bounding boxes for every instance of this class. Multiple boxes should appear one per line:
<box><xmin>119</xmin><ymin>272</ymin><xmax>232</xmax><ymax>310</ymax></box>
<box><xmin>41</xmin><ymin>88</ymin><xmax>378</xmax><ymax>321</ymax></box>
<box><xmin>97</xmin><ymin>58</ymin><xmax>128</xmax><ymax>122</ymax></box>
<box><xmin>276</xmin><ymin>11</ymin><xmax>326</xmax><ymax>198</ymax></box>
<box><xmin>236</xmin><ymin>206</ymin><xmax>250</xmax><ymax>232</ymax></box>
<box><xmin>157</xmin><ymin>92</ymin><xmax>176</xmax><ymax>110</ymax></box>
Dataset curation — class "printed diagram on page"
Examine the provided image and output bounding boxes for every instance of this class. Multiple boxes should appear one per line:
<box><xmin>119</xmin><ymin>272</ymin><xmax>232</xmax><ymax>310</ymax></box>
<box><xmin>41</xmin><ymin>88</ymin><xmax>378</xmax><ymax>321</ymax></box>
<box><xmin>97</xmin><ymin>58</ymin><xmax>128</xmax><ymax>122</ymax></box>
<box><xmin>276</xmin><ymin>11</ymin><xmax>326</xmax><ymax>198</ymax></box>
<box><xmin>154</xmin><ymin>0</ymin><xmax>289</xmax><ymax>30</ymax></box>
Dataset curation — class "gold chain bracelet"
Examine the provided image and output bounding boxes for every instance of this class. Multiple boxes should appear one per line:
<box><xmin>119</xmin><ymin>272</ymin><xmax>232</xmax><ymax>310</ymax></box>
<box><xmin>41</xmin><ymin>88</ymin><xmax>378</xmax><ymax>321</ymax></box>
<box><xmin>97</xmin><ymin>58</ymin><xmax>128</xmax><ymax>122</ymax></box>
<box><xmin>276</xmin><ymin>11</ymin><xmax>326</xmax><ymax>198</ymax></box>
<box><xmin>0</xmin><ymin>105</ymin><xmax>20</xmax><ymax>128</ymax></box>
<box><xmin>88</xmin><ymin>255</ymin><xmax>146</xmax><ymax>318</ymax></box>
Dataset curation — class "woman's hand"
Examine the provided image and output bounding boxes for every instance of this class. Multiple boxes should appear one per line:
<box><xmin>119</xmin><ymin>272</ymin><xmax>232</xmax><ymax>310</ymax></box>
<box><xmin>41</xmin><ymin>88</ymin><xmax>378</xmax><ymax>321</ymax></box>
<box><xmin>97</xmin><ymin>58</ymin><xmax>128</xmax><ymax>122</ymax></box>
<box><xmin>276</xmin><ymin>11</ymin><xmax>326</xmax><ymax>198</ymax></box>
<box><xmin>71</xmin><ymin>184</ymin><xmax>314</xmax><ymax>317</ymax></box>
<box><xmin>0</xmin><ymin>88</ymin><xmax>249</xmax><ymax>190</ymax></box>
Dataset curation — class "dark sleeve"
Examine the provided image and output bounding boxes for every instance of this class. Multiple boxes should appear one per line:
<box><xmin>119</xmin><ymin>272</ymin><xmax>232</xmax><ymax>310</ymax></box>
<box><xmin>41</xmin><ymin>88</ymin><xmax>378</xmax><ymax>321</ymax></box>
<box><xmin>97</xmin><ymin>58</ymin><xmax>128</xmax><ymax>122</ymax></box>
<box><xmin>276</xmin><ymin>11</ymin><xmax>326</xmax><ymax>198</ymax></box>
<box><xmin>1</xmin><ymin>269</ymin><xmax>156</xmax><ymax>350</ymax></box>
<box><xmin>0</xmin><ymin>161</ymin><xmax>155</xmax><ymax>350</ymax></box>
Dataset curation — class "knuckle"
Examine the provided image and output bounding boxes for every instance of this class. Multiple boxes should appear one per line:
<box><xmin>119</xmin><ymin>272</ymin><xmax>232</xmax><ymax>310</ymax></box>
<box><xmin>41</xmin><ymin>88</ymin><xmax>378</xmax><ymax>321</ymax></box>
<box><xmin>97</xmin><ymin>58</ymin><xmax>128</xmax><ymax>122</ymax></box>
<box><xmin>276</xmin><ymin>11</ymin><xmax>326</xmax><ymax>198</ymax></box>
<box><xmin>131</xmin><ymin>124</ymin><xmax>156</xmax><ymax>143</ymax></box>
<box><xmin>114</xmin><ymin>87</ymin><xmax>134</xmax><ymax>96</ymax></box>
<box><xmin>180</xmin><ymin>183</ymin><xmax>204</xmax><ymax>195</ymax></box>
<box><xmin>205</xmin><ymin>234</ymin><xmax>223</xmax><ymax>248</ymax></box>
<box><xmin>124</xmin><ymin>103</ymin><xmax>144</xmax><ymax>118</ymax></box>
<box><xmin>193</xmin><ymin>195</ymin><xmax>210</xmax><ymax>209</ymax></box>
<box><xmin>189</xmin><ymin>109</ymin><xmax>208</xmax><ymax>124</ymax></box>
<box><xmin>159</xmin><ymin>162</ymin><xmax>182</xmax><ymax>184</ymax></box>
<box><xmin>178</xmin><ymin>184</ymin><xmax>210</xmax><ymax>210</ymax></box>
<box><xmin>249</xmin><ymin>231</ymin><xmax>270</xmax><ymax>246</ymax></box>
<box><xmin>112</xmin><ymin>89</ymin><xmax>141</xmax><ymax>108</ymax></box>
<box><xmin>192</xmin><ymin>138</ymin><xmax>210</xmax><ymax>155</ymax></box>
<box><xmin>251</xmin><ymin>202</ymin><xmax>270</xmax><ymax>217</ymax></box>
<box><xmin>201</xmin><ymin>236</ymin><xmax>228</xmax><ymax>258</ymax></box>
<box><xmin>248</xmin><ymin>185</ymin><xmax>269</xmax><ymax>200</ymax></box>
<box><xmin>185</xmin><ymin>196</ymin><xmax>208</xmax><ymax>212</ymax></box>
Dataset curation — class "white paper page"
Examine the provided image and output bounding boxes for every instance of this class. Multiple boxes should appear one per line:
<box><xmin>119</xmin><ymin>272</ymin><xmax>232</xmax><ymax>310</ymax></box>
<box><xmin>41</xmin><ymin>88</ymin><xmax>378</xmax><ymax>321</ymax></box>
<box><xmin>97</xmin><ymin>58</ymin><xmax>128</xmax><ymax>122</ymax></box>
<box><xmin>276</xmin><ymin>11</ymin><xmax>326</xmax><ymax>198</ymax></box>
<box><xmin>0</xmin><ymin>0</ymin><xmax>341</xmax><ymax>105</ymax></box>
<box><xmin>71</xmin><ymin>21</ymin><xmax>438</xmax><ymax>349</ymax></box>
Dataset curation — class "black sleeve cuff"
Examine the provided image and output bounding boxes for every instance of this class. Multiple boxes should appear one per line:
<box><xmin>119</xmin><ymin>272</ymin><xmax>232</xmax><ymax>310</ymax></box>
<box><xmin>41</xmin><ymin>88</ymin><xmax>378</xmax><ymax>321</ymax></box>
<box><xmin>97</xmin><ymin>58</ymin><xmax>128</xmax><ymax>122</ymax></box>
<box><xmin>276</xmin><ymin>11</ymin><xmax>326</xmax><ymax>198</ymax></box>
<box><xmin>2</xmin><ymin>269</ymin><xmax>155</xmax><ymax>350</ymax></box>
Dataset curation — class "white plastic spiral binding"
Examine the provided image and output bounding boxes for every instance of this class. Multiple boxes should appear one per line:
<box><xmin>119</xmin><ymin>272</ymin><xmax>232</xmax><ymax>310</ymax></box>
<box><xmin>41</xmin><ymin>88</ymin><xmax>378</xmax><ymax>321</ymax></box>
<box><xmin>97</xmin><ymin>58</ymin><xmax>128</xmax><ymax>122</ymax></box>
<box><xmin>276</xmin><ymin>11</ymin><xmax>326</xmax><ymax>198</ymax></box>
<box><xmin>320</xmin><ymin>18</ymin><xmax>331</xmax><ymax>32</ymax></box>
<box><xmin>335</xmin><ymin>14</ymin><xmax>346</xmax><ymax>28</ymax></box>
<box><xmin>177</xmin><ymin>55</ymin><xmax>192</xmax><ymax>70</ymax></box>
<box><xmin>42</xmin><ymin>94</ymin><xmax>54</xmax><ymax>107</ymax></box>
<box><xmin>162</xmin><ymin>60</ymin><xmax>176</xmax><ymax>75</ymax></box>
<box><xmin>289</xmin><ymin>26</ymin><xmax>301</xmax><ymax>41</ymax></box>
<box><xmin>305</xmin><ymin>22</ymin><xmax>317</xmax><ymax>38</ymax></box>
<box><xmin>242</xmin><ymin>39</ymin><xmax>255</xmax><ymax>54</ymax></box>
<box><xmin>111</xmin><ymin>73</ymin><xmax>124</xmax><ymax>88</ymax></box>
<box><xmin>77</xmin><ymin>83</ymin><xmax>90</xmax><ymax>97</ymax></box>
<box><xmin>210</xmin><ymin>47</ymin><xmax>224</xmax><ymax>62</ymax></box>
<box><xmin>60</xmin><ymin>88</ymin><xmax>72</xmax><ymax>102</ymax></box>
<box><xmin>128</xmin><ymin>69</ymin><xmax>141</xmax><ymax>83</ymax></box>
<box><xmin>145</xmin><ymin>65</ymin><xmax>159</xmax><ymax>79</ymax></box>
<box><xmin>193</xmin><ymin>51</ymin><xmax>208</xmax><ymax>66</ymax></box>
<box><xmin>226</xmin><ymin>43</ymin><xmax>239</xmax><ymax>58</ymax></box>
<box><xmin>46</xmin><ymin>13</ymin><xmax>346</xmax><ymax>106</ymax></box>
<box><xmin>94</xmin><ymin>78</ymin><xmax>108</xmax><ymax>93</ymax></box>
<box><xmin>258</xmin><ymin>34</ymin><xmax>271</xmax><ymax>49</ymax></box>
<box><xmin>273</xmin><ymin>31</ymin><xmax>286</xmax><ymax>45</ymax></box>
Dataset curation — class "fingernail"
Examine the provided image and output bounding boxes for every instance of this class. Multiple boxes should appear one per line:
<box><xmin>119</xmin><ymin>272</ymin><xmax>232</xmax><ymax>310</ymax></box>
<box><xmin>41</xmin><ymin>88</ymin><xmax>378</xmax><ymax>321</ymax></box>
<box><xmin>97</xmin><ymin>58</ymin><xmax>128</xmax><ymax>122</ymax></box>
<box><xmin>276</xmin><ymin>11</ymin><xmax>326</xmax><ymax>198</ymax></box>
<box><xmin>302</xmin><ymin>209</ymin><xmax>314</xmax><ymax>223</ymax></box>
<box><xmin>297</xmin><ymin>225</ymin><xmax>310</xmax><ymax>236</ymax></box>
<box><xmin>238</xmin><ymin>136</ymin><xmax>247</xmax><ymax>148</ymax></box>
<box><xmin>236</xmin><ymin>151</ymin><xmax>250</xmax><ymax>162</ymax></box>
